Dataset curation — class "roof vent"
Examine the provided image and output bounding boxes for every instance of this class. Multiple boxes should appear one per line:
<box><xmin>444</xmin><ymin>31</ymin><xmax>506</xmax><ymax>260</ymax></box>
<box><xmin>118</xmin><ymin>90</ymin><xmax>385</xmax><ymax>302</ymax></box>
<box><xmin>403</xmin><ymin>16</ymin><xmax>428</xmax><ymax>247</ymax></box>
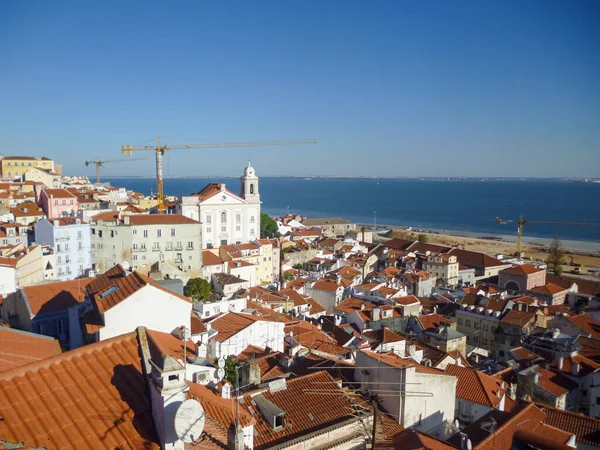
<box><xmin>254</xmin><ymin>393</ymin><xmax>285</xmax><ymax>431</ymax></box>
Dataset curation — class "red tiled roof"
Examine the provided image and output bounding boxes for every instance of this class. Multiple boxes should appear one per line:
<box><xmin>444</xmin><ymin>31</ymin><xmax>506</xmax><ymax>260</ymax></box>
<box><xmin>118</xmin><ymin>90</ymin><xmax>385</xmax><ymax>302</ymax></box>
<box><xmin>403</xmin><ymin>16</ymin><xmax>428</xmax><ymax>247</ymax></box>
<box><xmin>535</xmin><ymin>402</ymin><xmax>600</xmax><ymax>447</ymax></box>
<box><xmin>22</xmin><ymin>278</ymin><xmax>93</xmax><ymax>315</ymax></box>
<box><xmin>392</xmin><ymin>429</ymin><xmax>458</xmax><ymax>450</ymax></box>
<box><xmin>528</xmin><ymin>365</ymin><xmax>578</xmax><ymax>397</ymax></box>
<box><xmin>127</xmin><ymin>214</ymin><xmax>199</xmax><ymax>225</ymax></box>
<box><xmin>500</xmin><ymin>309</ymin><xmax>536</xmax><ymax>327</ymax></box>
<box><xmin>190</xmin><ymin>183</ymin><xmax>245</xmax><ymax>203</ymax></box>
<box><xmin>202</xmin><ymin>250</ymin><xmax>224</xmax><ymax>266</ymax></box>
<box><xmin>502</xmin><ymin>264</ymin><xmax>543</xmax><ymax>275</ymax></box>
<box><xmin>0</xmin><ymin>328</ymin><xmax>61</xmax><ymax>372</ymax></box>
<box><xmin>243</xmin><ymin>371</ymin><xmax>366</xmax><ymax>449</ymax></box>
<box><xmin>564</xmin><ymin>313</ymin><xmax>600</xmax><ymax>340</ymax></box>
<box><xmin>444</xmin><ymin>364</ymin><xmax>506</xmax><ymax>407</ymax></box>
<box><xmin>0</xmin><ymin>332</ymin><xmax>159</xmax><ymax>449</ymax></box>
<box><xmin>190</xmin><ymin>313</ymin><xmax>208</xmax><ymax>335</ymax></box>
<box><xmin>417</xmin><ymin>313</ymin><xmax>454</xmax><ymax>331</ymax></box>
<box><xmin>310</xmin><ymin>278</ymin><xmax>341</xmax><ymax>292</ymax></box>
<box><xmin>550</xmin><ymin>354</ymin><xmax>600</xmax><ymax>377</ymax></box>
<box><xmin>447</xmin><ymin>248</ymin><xmax>506</xmax><ymax>269</ymax></box>
<box><xmin>209</xmin><ymin>312</ymin><xmax>268</xmax><ymax>342</ymax></box>
<box><xmin>42</xmin><ymin>188</ymin><xmax>76</xmax><ymax>198</ymax></box>
<box><xmin>509</xmin><ymin>347</ymin><xmax>543</xmax><ymax>361</ymax></box>
<box><xmin>91</xmin><ymin>210</ymin><xmax>120</xmax><ymax>222</ymax></box>
<box><xmin>146</xmin><ymin>329</ymin><xmax>195</xmax><ymax>363</ymax></box>
<box><xmin>530</xmin><ymin>283</ymin><xmax>569</xmax><ymax>295</ymax></box>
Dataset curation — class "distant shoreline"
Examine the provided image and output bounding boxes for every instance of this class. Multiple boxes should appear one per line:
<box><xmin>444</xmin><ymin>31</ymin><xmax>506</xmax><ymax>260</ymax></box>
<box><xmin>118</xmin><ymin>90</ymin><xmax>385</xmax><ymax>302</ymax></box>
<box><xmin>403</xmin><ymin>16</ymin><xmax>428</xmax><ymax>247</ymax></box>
<box><xmin>363</xmin><ymin>223</ymin><xmax>600</xmax><ymax>254</ymax></box>
<box><xmin>101</xmin><ymin>176</ymin><xmax>600</xmax><ymax>182</ymax></box>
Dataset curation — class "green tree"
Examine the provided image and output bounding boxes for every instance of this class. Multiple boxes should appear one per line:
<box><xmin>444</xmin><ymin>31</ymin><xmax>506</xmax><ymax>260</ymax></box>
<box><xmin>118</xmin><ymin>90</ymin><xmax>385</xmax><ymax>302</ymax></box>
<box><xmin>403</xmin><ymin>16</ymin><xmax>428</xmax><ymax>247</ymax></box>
<box><xmin>283</xmin><ymin>272</ymin><xmax>294</xmax><ymax>282</ymax></box>
<box><xmin>260</xmin><ymin>213</ymin><xmax>281</xmax><ymax>239</ymax></box>
<box><xmin>224</xmin><ymin>356</ymin><xmax>239</xmax><ymax>385</ymax></box>
<box><xmin>547</xmin><ymin>235</ymin><xmax>565</xmax><ymax>275</ymax></box>
<box><xmin>417</xmin><ymin>233</ymin><xmax>428</xmax><ymax>244</ymax></box>
<box><xmin>184</xmin><ymin>277</ymin><xmax>211</xmax><ymax>302</ymax></box>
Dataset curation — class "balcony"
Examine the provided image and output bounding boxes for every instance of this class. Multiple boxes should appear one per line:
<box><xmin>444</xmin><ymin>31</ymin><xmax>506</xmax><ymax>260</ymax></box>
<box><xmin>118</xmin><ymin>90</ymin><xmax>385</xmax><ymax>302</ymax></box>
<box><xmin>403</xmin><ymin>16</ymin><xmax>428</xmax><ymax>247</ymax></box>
<box><xmin>152</xmin><ymin>247</ymin><xmax>161</xmax><ymax>252</ymax></box>
<box><xmin>55</xmin><ymin>236</ymin><xmax>70</xmax><ymax>242</ymax></box>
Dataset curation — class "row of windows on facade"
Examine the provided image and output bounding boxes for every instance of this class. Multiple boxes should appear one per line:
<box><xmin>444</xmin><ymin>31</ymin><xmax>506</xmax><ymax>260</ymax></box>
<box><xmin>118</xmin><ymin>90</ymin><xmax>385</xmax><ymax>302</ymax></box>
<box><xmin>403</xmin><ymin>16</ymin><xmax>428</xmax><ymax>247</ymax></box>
<box><xmin>90</xmin><ymin>241</ymin><xmax>194</xmax><ymax>251</ymax></box>
<box><xmin>55</xmin><ymin>254</ymin><xmax>85</xmax><ymax>265</ymax></box>
<box><xmin>4</xmin><ymin>161</ymin><xmax>42</xmax><ymax>167</ymax></box>
<box><xmin>457</xmin><ymin>317</ymin><xmax>498</xmax><ymax>333</ymax></box>
<box><xmin>206</xmin><ymin>226</ymin><xmax>254</xmax><ymax>234</ymax></box>
<box><xmin>92</xmin><ymin>228</ymin><xmax>181</xmax><ymax>238</ymax></box>
<box><xmin>131</xmin><ymin>253</ymin><xmax>191</xmax><ymax>263</ymax></box>
<box><xmin>205</xmin><ymin>213</ymin><xmax>255</xmax><ymax>224</ymax></box>
<box><xmin>56</xmin><ymin>242</ymin><xmax>85</xmax><ymax>252</ymax></box>
<box><xmin>55</xmin><ymin>231</ymin><xmax>85</xmax><ymax>240</ymax></box>
<box><xmin>53</xmin><ymin>199</ymin><xmax>75</xmax><ymax>206</ymax></box>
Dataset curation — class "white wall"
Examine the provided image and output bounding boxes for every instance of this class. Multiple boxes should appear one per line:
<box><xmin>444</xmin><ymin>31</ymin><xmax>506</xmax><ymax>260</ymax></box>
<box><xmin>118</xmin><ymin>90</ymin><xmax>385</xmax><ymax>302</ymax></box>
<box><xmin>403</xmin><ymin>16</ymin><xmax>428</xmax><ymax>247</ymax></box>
<box><xmin>208</xmin><ymin>320</ymin><xmax>284</xmax><ymax>359</ymax></box>
<box><xmin>0</xmin><ymin>266</ymin><xmax>17</xmax><ymax>296</ymax></box>
<box><xmin>98</xmin><ymin>285</ymin><xmax>192</xmax><ymax>341</ymax></box>
<box><xmin>194</xmin><ymin>297</ymin><xmax>247</xmax><ymax>318</ymax></box>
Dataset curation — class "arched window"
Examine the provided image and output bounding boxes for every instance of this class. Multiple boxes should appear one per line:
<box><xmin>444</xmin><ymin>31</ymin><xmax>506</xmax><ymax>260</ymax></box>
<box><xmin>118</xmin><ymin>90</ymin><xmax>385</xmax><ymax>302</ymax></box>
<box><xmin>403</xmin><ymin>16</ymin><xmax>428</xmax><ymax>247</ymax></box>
<box><xmin>250</xmin><ymin>184</ymin><xmax>254</xmax><ymax>194</ymax></box>
<box><xmin>221</xmin><ymin>212</ymin><xmax>227</xmax><ymax>223</ymax></box>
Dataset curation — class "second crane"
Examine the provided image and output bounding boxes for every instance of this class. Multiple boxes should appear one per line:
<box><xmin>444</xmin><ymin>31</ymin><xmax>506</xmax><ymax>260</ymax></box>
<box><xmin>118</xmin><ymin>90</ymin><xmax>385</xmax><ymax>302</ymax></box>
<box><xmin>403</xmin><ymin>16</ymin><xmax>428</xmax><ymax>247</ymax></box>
<box><xmin>85</xmin><ymin>158</ymin><xmax>146</xmax><ymax>184</ymax></box>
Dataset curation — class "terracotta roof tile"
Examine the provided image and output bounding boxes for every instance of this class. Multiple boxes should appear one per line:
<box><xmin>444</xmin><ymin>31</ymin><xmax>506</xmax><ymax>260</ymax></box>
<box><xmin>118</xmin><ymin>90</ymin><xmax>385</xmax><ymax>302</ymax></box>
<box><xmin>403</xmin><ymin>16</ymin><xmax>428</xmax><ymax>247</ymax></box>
<box><xmin>202</xmin><ymin>250</ymin><xmax>224</xmax><ymax>266</ymax></box>
<box><xmin>0</xmin><ymin>332</ymin><xmax>159</xmax><ymax>449</ymax></box>
<box><xmin>500</xmin><ymin>309</ymin><xmax>536</xmax><ymax>327</ymax></box>
<box><xmin>209</xmin><ymin>312</ymin><xmax>268</xmax><ymax>342</ymax></box>
<box><xmin>417</xmin><ymin>313</ymin><xmax>454</xmax><ymax>331</ymax></box>
<box><xmin>530</xmin><ymin>283</ymin><xmax>569</xmax><ymax>295</ymax></box>
<box><xmin>444</xmin><ymin>364</ymin><xmax>506</xmax><ymax>407</ymax></box>
<box><xmin>0</xmin><ymin>328</ymin><xmax>61</xmax><ymax>372</ymax></box>
<box><xmin>535</xmin><ymin>402</ymin><xmax>600</xmax><ymax>447</ymax></box>
<box><xmin>190</xmin><ymin>313</ymin><xmax>208</xmax><ymax>335</ymax></box>
<box><xmin>22</xmin><ymin>278</ymin><xmax>93</xmax><ymax>315</ymax></box>
<box><xmin>564</xmin><ymin>313</ymin><xmax>600</xmax><ymax>340</ymax></box>
<box><xmin>243</xmin><ymin>371</ymin><xmax>366</xmax><ymax>449</ymax></box>
<box><xmin>502</xmin><ymin>264</ymin><xmax>544</xmax><ymax>275</ymax></box>
<box><xmin>392</xmin><ymin>429</ymin><xmax>458</xmax><ymax>450</ymax></box>
<box><xmin>525</xmin><ymin>365</ymin><xmax>578</xmax><ymax>397</ymax></box>
<box><xmin>190</xmin><ymin>183</ymin><xmax>245</xmax><ymax>203</ymax></box>
<box><xmin>42</xmin><ymin>188</ymin><xmax>76</xmax><ymax>198</ymax></box>
<box><xmin>127</xmin><ymin>213</ymin><xmax>199</xmax><ymax>225</ymax></box>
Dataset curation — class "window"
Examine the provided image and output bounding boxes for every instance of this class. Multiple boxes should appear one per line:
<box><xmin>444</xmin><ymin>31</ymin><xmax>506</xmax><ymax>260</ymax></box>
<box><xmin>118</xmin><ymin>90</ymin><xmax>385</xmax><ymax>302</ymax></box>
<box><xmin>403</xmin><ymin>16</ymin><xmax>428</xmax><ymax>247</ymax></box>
<box><xmin>176</xmin><ymin>253</ymin><xmax>182</xmax><ymax>263</ymax></box>
<box><xmin>220</xmin><ymin>239</ymin><xmax>227</xmax><ymax>246</ymax></box>
<box><xmin>98</xmin><ymin>230</ymin><xmax>103</xmax><ymax>238</ymax></box>
<box><xmin>166</xmin><ymin>242</ymin><xmax>172</xmax><ymax>251</ymax></box>
<box><xmin>133</xmin><ymin>255</ymin><xmax>138</xmax><ymax>261</ymax></box>
<box><xmin>141</xmin><ymin>243</ymin><xmax>146</xmax><ymax>250</ymax></box>
<box><xmin>221</xmin><ymin>226</ymin><xmax>227</xmax><ymax>232</ymax></box>
<box><xmin>250</xmin><ymin>184</ymin><xmax>254</xmax><ymax>194</ymax></box>
<box><xmin>54</xmin><ymin>200</ymin><xmax>58</xmax><ymax>206</ymax></box>
<box><xmin>159</xmin><ymin>253</ymin><xmax>164</xmax><ymax>262</ymax></box>
<box><xmin>187</xmin><ymin>241</ymin><xmax>194</xmax><ymax>250</ymax></box>
<box><xmin>91</xmin><ymin>228</ymin><xmax>96</xmax><ymax>235</ymax></box>
<box><xmin>176</xmin><ymin>241</ymin><xmax>182</xmax><ymax>250</ymax></box>
<box><xmin>207</xmin><ymin>227</ymin><xmax>211</xmax><ymax>233</ymax></box>
<box><xmin>70</xmin><ymin>200</ymin><xmax>73</xmax><ymax>205</ymax></box>
<box><xmin>171</xmin><ymin>228</ymin><xmax>176</xmax><ymax>236</ymax></box>
<box><xmin>132</xmin><ymin>228</ymin><xmax>137</xmax><ymax>235</ymax></box>
<box><xmin>205</xmin><ymin>216</ymin><xmax>211</xmax><ymax>225</ymax></box>
<box><xmin>157</xmin><ymin>229</ymin><xmax>162</xmax><ymax>237</ymax></box>
<box><xmin>474</xmin><ymin>322</ymin><xmax>480</xmax><ymax>330</ymax></box>
<box><xmin>582</xmin><ymin>390</ymin><xmax>588</xmax><ymax>397</ymax></box>
<box><xmin>78</xmin><ymin>242</ymin><xmax>83</xmax><ymax>251</ymax></box>
<box><xmin>236</xmin><ymin>213</ymin><xmax>241</xmax><ymax>224</ymax></box>
<box><xmin>58</xmin><ymin>319</ymin><xmax>68</xmax><ymax>336</ymax></box>
<box><xmin>465</xmin><ymin>320</ymin><xmax>471</xmax><ymax>327</ymax></box>
<box><xmin>62</xmin><ymin>200</ymin><xmax>66</xmax><ymax>205</ymax></box>
<box><xmin>236</xmin><ymin>225</ymin><xmax>240</xmax><ymax>231</ymax></box>
<box><xmin>221</xmin><ymin>212</ymin><xmax>226</xmax><ymax>223</ymax></box>
<box><xmin>250</xmin><ymin>228</ymin><xmax>255</xmax><ymax>235</ymax></box>
<box><xmin>143</xmin><ymin>229</ymin><xmax>148</xmax><ymax>238</ymax></box>
<box><xmin>133</xmin><ymin>243</ymin><xmax>138</xmax><ymax>250</ymax></box>
<box><xmin>36</xmin><ymin>322</ymin><xmax>46</xmax><ymax>334</ymax></box>
<box><xmin>153</xmin><ymin>242</ymin><xmax>160</xmax><ymax>251</ymax></box>
<box><xmin>250</xmin><ymin>216</ymin><xmax>255</xmax><ymax>223</ymax></box>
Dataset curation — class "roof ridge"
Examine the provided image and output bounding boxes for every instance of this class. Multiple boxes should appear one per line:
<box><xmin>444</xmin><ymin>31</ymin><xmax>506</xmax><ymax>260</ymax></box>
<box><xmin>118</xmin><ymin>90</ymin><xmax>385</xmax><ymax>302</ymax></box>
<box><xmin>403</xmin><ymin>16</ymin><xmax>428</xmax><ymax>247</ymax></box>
<box><xmin>475</xmin><ymin>403</ymin><xmax>539</xmax><ymax>449</ymax></box>
<box><xmin>533</xmin><ymin>401</ymin><xmax>600</xmax><ymax>422</ymax></box>
<box><xmin>0</xmin><ymin>332</ymin><xmax>136</xmax><ymax>381</ymax></box>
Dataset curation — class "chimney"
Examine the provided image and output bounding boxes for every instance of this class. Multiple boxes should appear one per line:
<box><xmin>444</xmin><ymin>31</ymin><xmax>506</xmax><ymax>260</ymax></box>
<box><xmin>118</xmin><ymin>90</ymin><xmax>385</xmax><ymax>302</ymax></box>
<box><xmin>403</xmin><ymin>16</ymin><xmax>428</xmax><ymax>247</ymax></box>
<box><xmin>572</xmin><ymin>362</ymin><xmax>580</xmax><ymax>376</ymax></box>
<box><xmin>220</xmin><ymin>184</ymin><xmax>226</xmax><ymax>192</ymax></box>
<box><xmin>558</xmin><ymin>357</ymin><xmax>564</xmax><ymax>370</ymax></box>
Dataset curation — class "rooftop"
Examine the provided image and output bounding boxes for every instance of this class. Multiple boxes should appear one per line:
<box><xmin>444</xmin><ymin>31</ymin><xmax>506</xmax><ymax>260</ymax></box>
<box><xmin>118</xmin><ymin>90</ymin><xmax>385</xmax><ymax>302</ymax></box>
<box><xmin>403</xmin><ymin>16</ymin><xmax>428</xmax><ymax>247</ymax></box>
<box><xmin>0</xmin><ymin>328</ymin><xmax>62</xmax><ymax>372</ymax></box>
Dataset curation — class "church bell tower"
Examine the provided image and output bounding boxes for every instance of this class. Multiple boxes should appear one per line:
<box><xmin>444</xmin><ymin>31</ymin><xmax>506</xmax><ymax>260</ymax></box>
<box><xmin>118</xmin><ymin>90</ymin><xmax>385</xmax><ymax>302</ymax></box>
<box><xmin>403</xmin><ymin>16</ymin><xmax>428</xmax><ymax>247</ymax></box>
<box><xmin>240</xmin><ymin>161</ymin><xmax>260</xmax><ymax>204</ymax></box>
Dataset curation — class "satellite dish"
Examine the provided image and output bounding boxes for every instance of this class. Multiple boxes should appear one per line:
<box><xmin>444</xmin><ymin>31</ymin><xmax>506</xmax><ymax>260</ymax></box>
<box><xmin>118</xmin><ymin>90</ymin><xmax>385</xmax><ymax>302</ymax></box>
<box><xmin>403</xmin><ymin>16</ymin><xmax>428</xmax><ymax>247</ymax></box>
<box><xmin>217</xmin><ymin>357</ymin><xmax>226</xmax><ymax>368</ymax></box>
<box><xmin>217</xmin><ymin>368</ymin><xmax>225</xmax><ymax>379</ymax></box>
<box><xmin>174</xmin><ymin>399</ymin><xmax>205</xmax><ymax>444</ymax></box>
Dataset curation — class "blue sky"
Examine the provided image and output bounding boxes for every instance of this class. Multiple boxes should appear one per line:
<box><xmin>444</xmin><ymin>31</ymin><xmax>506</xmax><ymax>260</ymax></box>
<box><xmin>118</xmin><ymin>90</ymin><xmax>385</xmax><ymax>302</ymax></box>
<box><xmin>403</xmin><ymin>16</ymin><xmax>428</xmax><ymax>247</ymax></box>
<box><xmin>1</xmin><ymin>1</ymin><xmax>599</xmax><ymax>178</ymax></box>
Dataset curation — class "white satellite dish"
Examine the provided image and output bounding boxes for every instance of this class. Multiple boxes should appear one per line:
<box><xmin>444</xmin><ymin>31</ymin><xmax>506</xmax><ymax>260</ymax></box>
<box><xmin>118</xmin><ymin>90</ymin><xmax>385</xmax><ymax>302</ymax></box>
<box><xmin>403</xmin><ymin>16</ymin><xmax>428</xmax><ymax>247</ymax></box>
<box><xmin>217</xmin><ymin>368</ymin><xmax>225</xmax><ymax>380</ymax></box>
<box><xmin>174</xmin><ymin>399</ymin><xmax>205</xmax><ymax>444</ymax></box>
<box><xmin>217</xmin><ymin>356</ymin><xmax>226</xmax><ymax>368</ymax></box>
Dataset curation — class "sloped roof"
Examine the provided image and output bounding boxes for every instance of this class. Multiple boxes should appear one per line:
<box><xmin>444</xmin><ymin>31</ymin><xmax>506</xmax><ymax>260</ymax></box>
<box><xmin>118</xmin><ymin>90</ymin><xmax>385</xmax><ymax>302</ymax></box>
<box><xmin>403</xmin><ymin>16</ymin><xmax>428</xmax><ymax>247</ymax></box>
<box><xmin>525</xmin><ymin>365</ymin><xmax>578</xmax><ymax>397</ymax></box>
<box><xmin>0</xmin><ymin>328</ymin><xmax>61</xmax><ymax>372</ymax></box>
<box><xmin>209</xmin><ymin>312</ymin><xmax>268</xmax><ymax>342</ymax></box>
<box><xmin>22</xmin><ymin>278</ymin><xmax>93</xmax><ymax>315</ymax></box>
<box><xmin>190</xmin><ymin>182</ymin><xmax>245</xmax><ymax>203</ymax></box>
<box><xmin>530</xmin><ymin>283</ymin><xmax>569</xmax><ymax>295</ymax></box>
<box><xmin>127</xmin><ymin>214</ymin><xmax>199</xmax><ymax>225</ymax></box>
<box><xmin>0</xmin><ymin>332</ymin><xmax>159</xmax><ymax>449</ymax></box>
<box><xmin>392</xmin><ymin>429</ymin><xmax>459</xmax><ymax>450</ymax></box>
<box><xmin>502</xmin><ymin>264</ymin><xmax>543</xmax><ymax>275</ymax></box>
<box><xmin>564</xmin><ymin>313</ymin><xmax>600</xmax><ymax>340</ymax></box>
<box><xmin>535</xmin><ymin>402</ymin><xmax>600</xmax><ymax>447</ymax></box>
<box><xmin>444</xmin><ymin>364</ymin><xmax>506</xmax><ymax>408</ymax></box>
<box><xmin>416</xmin><ymin>313</ymin><xmax>454</xmax><ymax>331</ymax></box>
<box><xmin>242</xmin><ymin>371</ymin><xmax>366</xmax><ymax>449</ymax></box>
<box><xmin>42</xmin><ymin>188</ymin><xmax>76</xmax><ymax>198</ymax></box>
<box><xmin>500</xmin><ymin>309</ymin><xmax>536</xmax><ymax>327</ymax></box>
<box><xmin>447</xmin><ymin>248</ymin><xmax>506</xmax><ymax>268</ymax></box>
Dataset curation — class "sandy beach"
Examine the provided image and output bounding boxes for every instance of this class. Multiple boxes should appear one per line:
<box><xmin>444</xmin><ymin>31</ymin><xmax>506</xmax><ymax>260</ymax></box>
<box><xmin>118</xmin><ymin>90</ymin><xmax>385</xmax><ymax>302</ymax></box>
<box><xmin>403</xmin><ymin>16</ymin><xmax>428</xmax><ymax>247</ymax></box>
<box><xmin>362</xmin><ymin>224</ymin><xmax>600</xmax><ymax>275</ymax></box>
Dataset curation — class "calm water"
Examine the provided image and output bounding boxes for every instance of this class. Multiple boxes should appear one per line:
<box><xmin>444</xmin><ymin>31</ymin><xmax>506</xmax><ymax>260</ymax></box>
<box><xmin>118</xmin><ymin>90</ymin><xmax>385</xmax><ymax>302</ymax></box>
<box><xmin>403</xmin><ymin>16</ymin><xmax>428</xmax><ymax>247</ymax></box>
<box><xmin>104</xmin><ymin>177</ymin><xmax>600</xmax><ymax>243</ymax></box>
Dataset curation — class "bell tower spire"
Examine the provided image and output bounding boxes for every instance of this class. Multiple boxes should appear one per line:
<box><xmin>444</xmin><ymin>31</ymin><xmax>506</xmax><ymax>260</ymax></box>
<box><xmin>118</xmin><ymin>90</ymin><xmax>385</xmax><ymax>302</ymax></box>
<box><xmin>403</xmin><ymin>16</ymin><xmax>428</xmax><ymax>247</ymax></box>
<box><xmin>240</xmin><ymin>161</ymin><xmax>260</xmax><ymax>204</ymax></box>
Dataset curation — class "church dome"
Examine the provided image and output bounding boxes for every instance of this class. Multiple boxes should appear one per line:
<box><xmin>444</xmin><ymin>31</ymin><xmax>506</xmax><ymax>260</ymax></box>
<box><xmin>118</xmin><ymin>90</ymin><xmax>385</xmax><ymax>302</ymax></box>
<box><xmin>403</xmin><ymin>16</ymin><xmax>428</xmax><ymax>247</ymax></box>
<box><xmin>243</xmin><ymin>161</ymin><xmax>256</xmax><ymax>177</ymax></box>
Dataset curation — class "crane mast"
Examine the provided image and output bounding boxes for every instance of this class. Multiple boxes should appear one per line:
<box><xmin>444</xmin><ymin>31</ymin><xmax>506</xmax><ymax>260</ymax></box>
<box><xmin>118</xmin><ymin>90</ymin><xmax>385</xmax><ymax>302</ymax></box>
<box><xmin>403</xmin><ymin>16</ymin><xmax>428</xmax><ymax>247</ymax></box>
<box><xmin>85</xmin><ymin>157</ymin><xmax>146</xmax><ymax>183</ymax></box>
<box><xmin>122</xmin><ymin>136</ymin><xmax>316</xmax><ymax>213</ymax></box>
<box><xmin>495</xmin><ymin>215</ymin><xmax>600</xmax><ymax>254</ymax></box>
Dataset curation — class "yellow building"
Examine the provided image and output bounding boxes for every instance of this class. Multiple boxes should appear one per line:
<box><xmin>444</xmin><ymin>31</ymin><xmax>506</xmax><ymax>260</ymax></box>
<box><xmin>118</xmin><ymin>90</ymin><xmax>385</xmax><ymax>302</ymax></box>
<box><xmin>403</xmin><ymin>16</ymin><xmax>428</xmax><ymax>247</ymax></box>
<box><xmin>1</xmin><ymin>156</ymin><xmax>57</xmax><ymax>179</ymax></box>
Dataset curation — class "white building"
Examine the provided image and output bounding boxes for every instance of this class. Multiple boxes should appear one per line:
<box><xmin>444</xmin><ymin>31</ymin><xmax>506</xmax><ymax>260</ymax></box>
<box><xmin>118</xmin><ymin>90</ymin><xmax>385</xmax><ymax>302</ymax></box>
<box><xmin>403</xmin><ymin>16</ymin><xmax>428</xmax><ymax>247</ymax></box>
<box><xmin>35</xmin><ymin>217</ymin><xmax>92</xmax><ymax>281</ymax></box>
<box><xmin>356</xmin><ymin>350</ymin><xmax>457</xmax><ymax>439</ymax></box>
<box><xmin>82</xmin><ymin>266</ymin><xmax>193</xmax><ymax>343</ymax></box>
<box><xmin>89</xmin><ymin>212</ymin><xmax>202</xmax><ymax>277</ymax></box>
<box><xmin>205</xmin><ymin>311</ymin><xmax>285</xmax><ymax>359</ymax></box>
<box><xmin>178</xmin><ymin>162</ymin><xmax>261</xmax><ymax>249</ymax></box>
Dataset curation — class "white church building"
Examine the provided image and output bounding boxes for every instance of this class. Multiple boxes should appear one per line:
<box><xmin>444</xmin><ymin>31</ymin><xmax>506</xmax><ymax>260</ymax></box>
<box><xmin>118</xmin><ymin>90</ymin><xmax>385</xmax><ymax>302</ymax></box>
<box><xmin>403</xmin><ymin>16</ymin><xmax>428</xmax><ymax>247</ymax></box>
<box><xmin>178</xmin><ymin>162</ymin><xmax>261</xmax><ymax>249</ymax></box>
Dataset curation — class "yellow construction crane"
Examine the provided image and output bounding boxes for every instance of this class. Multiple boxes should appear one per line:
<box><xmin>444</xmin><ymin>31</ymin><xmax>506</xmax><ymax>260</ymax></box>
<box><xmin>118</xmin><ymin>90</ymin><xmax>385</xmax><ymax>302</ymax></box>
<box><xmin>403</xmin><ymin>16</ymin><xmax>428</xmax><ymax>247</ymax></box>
<box><xmin>495</xmin><ymin>215</ymin><xmax>600</xmax><ymax>254</ymax></box>
<box><xmin>85</xmin><ymin>158</ymin><xmax>146</xmax><ymax>184</ymax></box>
<box><xmin>122</xmin><ymin>136</ymin><xmax>316</xmax><ymax>213</ymax></box>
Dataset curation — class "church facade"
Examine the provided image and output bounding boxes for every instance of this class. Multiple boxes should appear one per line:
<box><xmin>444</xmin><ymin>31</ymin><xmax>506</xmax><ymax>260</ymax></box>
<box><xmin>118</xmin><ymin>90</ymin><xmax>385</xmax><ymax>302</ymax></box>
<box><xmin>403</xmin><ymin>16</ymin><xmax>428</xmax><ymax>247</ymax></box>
<box><xmin>178</xmin><ymin>163</ymin><xmax>261</xmax><ymax>249</ymax></box>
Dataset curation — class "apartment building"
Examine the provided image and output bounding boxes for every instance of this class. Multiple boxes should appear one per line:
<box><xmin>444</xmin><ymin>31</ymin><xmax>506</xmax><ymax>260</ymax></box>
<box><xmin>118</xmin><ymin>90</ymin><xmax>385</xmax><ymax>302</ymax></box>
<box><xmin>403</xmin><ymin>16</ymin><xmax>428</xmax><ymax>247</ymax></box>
<box><xmin>422</xmin><ymin>252</ymin><xmax>459</xmax><ymax>285</ymax></box>
<box><xmin>35</xmin><ymin>217</ymin><xmax>92</xmax><ymax>280</ymax></box>
<box><xmin>219</xmin><ymin>239</ymin><xmax>280</xmax><ymax>286</ymax></box>
<box><xmin>90</xmin><ymin>212</ymin><xmax>202</xmax><ymax>276</ymax></box>
<box><xmin>39</xmin><ymin>189</ymin><xmax>78</xmax><ymax>219</ymax></box>
<box><xmin>0</xmin><ymin>156</ymin><xmax>58</xmax><ymax>179</ymax></box>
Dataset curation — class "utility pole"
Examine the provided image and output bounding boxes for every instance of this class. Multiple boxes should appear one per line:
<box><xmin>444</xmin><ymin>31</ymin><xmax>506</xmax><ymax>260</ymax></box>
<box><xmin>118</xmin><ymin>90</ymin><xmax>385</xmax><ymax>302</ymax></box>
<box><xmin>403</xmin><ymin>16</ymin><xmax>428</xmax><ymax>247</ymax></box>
<box><xmin>371</xmin><ymin>394</ymin><xmax>378</xmax><ymax>450</ymax></box>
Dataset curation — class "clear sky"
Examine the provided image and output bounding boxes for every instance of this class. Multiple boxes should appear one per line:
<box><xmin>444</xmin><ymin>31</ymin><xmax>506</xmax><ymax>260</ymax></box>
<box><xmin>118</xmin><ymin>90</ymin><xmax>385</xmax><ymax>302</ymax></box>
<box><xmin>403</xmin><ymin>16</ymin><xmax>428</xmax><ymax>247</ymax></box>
<box><xmin>1</xmin><ymin>1</ymin><xmax>599</xmax><ymax>178</ymax></box>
